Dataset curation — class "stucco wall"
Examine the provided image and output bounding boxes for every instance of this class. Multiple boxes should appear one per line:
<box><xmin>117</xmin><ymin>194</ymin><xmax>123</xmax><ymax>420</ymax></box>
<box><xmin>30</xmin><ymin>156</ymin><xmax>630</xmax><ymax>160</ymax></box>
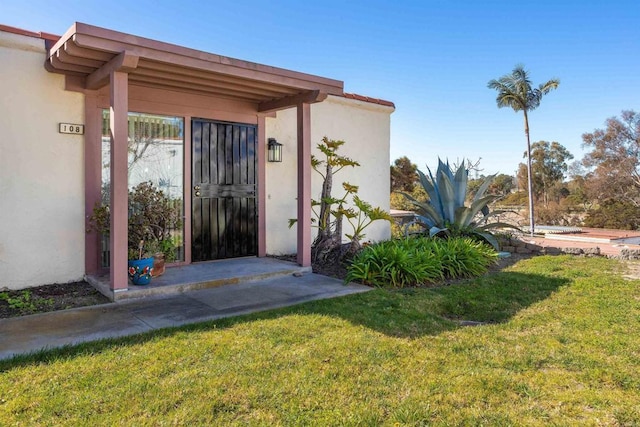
<box><xmin>265</xmin><ymin>95</ymin><xmax>393</xmax><ymax>254</ymax></box>
<box><xmin>0</xmin><ymin>31</ymin><xmax>85</xmax><ymax>289</ymax></box>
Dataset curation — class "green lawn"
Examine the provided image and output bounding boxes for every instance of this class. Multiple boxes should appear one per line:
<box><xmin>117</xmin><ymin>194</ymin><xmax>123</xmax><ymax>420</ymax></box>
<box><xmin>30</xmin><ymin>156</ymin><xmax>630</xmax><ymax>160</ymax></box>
<box><xmin>1</xmin><ymin>256</ymin><xmax>639</xmax><ymax>426</ymax></box>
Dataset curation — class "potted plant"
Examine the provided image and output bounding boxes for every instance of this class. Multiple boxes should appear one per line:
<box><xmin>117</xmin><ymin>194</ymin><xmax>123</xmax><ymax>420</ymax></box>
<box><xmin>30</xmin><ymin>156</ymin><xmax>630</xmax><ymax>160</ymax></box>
<box><xmin>88</xmin><ymin>182</ymin><xmax>182</xmax><ymax>284</ymax></box>
<box><xmin>127</xmin><ymin>182</ymin><xmax>182</xmax><ymax>277</ymax></box>
<box><xmin>146</xmin><ymin>235</ymin><xmax>181</xmax><ymax>276</ymax></box>
<box><xmin>127</xmin><ymin>240</ymin><xmax>154</xmax><ymax>285</ymax></box>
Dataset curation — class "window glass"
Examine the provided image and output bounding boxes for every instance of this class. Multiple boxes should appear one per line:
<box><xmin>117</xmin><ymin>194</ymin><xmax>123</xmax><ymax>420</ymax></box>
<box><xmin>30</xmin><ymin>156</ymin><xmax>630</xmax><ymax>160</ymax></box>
<box><xmin>101</xmin><ymin>111</ymin><xmax>185</xmax><ymax>264</ymax></box>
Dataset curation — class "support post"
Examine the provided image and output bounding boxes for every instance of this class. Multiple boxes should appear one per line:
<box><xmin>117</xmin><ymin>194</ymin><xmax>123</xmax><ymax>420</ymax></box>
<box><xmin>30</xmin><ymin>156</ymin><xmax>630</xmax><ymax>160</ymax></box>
<box><xmin>109</xmin><ymin>70</ymin><xmax>129</xmax><ymax>291</ymax></box>
<box><xmin>84</xmin><ymin>93</ymin><xmax>101</xmax><ymax>274</ymax></box>
<box><xmin>297</xmin><ymin>103</ymin><xmax>312</xmax><ymax>266</ymax></box>
<box><xmin>257</xmin><ymin>115</ymin><xmax>267</xmax><ymax>257</ymax></box>
<box><xmin>183</xmin><ymin>116</ymin><xmax>192</xmax><ymax>264</ymax></box>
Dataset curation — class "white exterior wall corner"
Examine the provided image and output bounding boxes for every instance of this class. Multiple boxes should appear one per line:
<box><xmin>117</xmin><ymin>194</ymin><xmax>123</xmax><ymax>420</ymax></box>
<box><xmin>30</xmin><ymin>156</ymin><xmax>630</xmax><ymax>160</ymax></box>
<box><xmin>0</xmin><ymin>30</ymin><xmax>85</xmax><ymax>290</ymax></box>
<box><xmin>265</xmin><ymin>95</ymin><xmax>394</xmax><ymax>255</ymax></box>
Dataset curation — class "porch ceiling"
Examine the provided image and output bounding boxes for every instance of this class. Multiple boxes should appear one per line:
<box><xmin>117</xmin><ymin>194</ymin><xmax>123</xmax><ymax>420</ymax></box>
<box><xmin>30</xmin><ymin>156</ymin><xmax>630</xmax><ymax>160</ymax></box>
<box><xmin>46</xmin><ymin>23</ymin><xmax>343</xmax><ymax>111</ymax></box>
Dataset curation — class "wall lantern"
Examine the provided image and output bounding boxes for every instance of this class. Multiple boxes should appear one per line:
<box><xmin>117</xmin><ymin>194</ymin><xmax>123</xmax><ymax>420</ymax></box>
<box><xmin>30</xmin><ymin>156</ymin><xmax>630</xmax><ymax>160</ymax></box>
<box><xmin>268</xmin><ymin>138</ymin><xmax>283</xmax><ymax>162</ymax></box>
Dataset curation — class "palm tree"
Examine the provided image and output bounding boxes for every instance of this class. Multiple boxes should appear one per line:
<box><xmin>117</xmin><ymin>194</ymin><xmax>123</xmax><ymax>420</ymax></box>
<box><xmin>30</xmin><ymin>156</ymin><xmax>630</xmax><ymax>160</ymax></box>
<box><xmin>488</xmin><ymin>65</ymin><xmax>559</xmax><ymax>236</ymax></box>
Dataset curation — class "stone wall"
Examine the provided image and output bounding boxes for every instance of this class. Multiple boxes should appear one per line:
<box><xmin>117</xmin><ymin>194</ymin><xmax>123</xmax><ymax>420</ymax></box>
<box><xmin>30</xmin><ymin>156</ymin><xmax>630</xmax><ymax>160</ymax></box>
<box><xmin>498</xmin><ymin>237</ymin><xmax>602</xmax><ymax>257</ymax></box>
<box><xmin>617</xmin><ymin>249</ymin><xmax>640</xmax><ymax>260</ymax></box>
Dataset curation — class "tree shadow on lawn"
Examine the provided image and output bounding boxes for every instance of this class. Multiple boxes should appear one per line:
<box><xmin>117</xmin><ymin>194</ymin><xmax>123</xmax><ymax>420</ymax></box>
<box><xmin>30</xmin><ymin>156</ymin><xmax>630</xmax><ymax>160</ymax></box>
<box><xmin>283</xmin><ymin>270</ymin><xmax>571</xmax><ymax>337</ymax></box>
<box><xmin>0</xmin><ymin>270</ymin><xmax>570</xmax><ymax>371</ymax></box>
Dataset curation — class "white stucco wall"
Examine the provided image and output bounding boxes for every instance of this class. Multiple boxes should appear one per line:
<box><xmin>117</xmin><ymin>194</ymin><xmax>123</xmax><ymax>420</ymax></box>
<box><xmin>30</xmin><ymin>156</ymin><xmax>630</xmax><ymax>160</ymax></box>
<box><xmin>0</xmin><ymin>31</ymin><xmax>85</xmax><ymax>289</ymax></box>
<box><xmin>265</xmin><ymin>95</ymin><xmax>393</xmax><ymax>254</ymax></box>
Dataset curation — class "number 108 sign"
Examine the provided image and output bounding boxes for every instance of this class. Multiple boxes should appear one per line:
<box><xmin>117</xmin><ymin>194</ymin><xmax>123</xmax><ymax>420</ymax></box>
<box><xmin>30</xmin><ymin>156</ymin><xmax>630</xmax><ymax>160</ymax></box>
<box><xmin>58</xmin><ymin>123</ymin><xmax>84</xmax><ymax>135</ymax></box>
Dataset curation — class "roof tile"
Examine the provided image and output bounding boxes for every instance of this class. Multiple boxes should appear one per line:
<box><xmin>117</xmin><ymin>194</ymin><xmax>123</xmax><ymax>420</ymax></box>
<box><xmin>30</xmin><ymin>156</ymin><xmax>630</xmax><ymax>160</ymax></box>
<box><xmin>342</xmin><ymin>92</ymin><xmax>395</xmax><ymax>108</ymax></box>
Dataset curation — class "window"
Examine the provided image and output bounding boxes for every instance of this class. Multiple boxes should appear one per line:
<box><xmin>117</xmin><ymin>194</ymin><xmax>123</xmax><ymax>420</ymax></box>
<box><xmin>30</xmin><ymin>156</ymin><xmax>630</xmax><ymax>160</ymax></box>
<box><xmin>101</xmin><ymin>111</ymin><xmax>185</xmax><ymax>264</ymax></box>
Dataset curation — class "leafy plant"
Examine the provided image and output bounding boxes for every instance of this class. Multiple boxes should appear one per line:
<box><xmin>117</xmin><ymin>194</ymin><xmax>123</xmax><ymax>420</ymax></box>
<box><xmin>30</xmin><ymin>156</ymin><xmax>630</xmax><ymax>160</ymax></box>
<box><xmin>431</xmin><ymin>238</ymin><xmax>499</xmax><ymax>278</ymax></box>
<box><xmin>346</xmin><ymin>237</ymin><xmax>498</xmax><ymax>288</ymax></box>
<box><xmin>0</xmin><ymin>290</ymin><xmax>53</xmax><ymax>315</ymax></box>
<box><xmin>89</xmin><ymin>182</ymin><xmax>182</xmax><ymax>260</ymax></box>
<box><xmin>290</xmin><ymin>137</ymin><xmax>392</xmax><ymax>259</ymax></box>
<box><xmin>342</xmin><ymin>195</ymin><xmax>393</xmax><ymax>252</ymax></box>
<box><xmin>402</xmin><ymin>159</ymin><xmax>515</xmax><ymax>249</ymax></box>
<box><xmin>345</xmin><ymin>238</ymin><xmax>443</xmax><ymax>287</ymax></box>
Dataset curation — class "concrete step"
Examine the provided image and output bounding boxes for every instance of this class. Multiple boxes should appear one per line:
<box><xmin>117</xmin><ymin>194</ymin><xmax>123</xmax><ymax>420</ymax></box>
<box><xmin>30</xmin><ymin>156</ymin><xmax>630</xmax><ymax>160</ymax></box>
<box><xmin>86</xmin><ymin>257</ymin><xmax>311</xmax><ymax>301</ymax></box>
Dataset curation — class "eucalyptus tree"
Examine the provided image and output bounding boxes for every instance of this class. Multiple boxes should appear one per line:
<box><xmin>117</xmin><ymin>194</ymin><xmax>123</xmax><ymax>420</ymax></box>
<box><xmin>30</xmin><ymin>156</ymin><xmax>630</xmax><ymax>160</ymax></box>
<box><xmin>529</xmin><ymin>141</ymin><xmax>573</xmax><ymax>207</ymax></box>
<box><xmin>488</xmin><ymin>65</ymin><xmax>559</xmax><ymax>235</ymax></box>
<box><xmin>582</xmin><ymin>110</ymin><xmax>640</xmax><ymax>206</ymax></box>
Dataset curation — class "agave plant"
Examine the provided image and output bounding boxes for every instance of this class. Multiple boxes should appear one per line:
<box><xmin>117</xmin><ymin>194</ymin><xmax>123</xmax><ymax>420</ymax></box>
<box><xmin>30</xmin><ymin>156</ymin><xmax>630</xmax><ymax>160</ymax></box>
<box><xmin>402</xmin><ymin>159</ymin><xmax>515</xmax><ymax>249</ymax></box>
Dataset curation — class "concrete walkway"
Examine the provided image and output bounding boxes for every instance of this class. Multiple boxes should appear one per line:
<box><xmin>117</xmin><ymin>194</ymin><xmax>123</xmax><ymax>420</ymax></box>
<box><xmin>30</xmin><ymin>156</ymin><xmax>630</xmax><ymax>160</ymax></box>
<box><xmin>0</xmin><ymin>273</ymin><xmax>371</xmax><ymax>360</ymax></box>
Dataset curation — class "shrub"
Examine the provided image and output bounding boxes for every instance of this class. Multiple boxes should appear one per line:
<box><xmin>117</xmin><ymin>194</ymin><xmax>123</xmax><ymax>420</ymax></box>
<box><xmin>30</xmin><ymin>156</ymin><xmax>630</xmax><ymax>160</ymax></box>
<box><xmin>431</xmin><ymin>238</ymin><xmax>499</xmax><ymax>278</ymax></box>
<box><xmin>88</xmin><ymin>182</ymin><xmax>182</xmax><ymax>260</ymax></box>
<box><xmin>583</xmin><ymin>200</ymin><xmax>640</xmax><ymax>230</ymax></box>
<box><xmin>496</xmin><ymin>191</ymin><xmax>528</xmax><ymax>207</ymax></box>
<box><xmin>346</xmin><ymin>237</ymin><xmax>498</xmax><ymax>288</ymax></box>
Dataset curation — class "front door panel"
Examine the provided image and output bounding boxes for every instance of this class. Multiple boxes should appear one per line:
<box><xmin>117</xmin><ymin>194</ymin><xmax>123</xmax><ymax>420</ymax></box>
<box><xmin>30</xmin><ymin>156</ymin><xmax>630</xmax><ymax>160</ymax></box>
<box><xmin>192</xmin><ymin>119</ymin><xmax>257</xmax><ymax>261</ymax></box>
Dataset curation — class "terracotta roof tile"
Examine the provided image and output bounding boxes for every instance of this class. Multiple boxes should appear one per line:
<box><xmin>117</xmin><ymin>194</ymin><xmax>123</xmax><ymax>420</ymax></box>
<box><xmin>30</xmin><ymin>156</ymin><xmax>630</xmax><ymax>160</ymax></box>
<box><xmin>342</xmin><ymin>92</ymin><xmax>395</xmax><ymax>108</ymax></box>
<box><xmin>0</xmin><ymin>24</ymin><xmax>60</xmax><ymax>41</ymax></box>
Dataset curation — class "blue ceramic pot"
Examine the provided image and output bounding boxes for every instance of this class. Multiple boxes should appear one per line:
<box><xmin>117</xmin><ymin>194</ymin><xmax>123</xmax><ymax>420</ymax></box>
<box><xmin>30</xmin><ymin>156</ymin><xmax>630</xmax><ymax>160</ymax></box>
<box><xmin>128</xmin><ymin>257</ymin><xmax>154</xmax><ymax>286</ymax></box>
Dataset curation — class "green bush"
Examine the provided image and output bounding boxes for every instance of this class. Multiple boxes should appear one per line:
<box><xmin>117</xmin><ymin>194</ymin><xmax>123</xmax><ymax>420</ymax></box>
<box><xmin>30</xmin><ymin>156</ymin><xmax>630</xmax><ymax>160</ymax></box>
<box><xmin>583</xmin><ymin>199</ymin><xmax>640</xmax><ymax>230</ymax></box>
<box><xmin>496</xmin><ymin>191</ymin><xmax>528</xmax><ymax>207</ymax></box>
<box><xmin>431</xmin><ymin>238</ymin><xmax>499</xmax><ymax>278</ymax></box>
<box><xmin>346</xmin><ymin>237</ymin><xmax>498</xmax><ymax>288</ymax></box>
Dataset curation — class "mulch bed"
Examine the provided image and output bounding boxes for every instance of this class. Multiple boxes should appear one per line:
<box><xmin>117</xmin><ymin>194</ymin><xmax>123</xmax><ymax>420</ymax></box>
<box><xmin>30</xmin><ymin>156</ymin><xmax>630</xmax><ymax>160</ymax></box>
<box><xmin>0</xmin><ymin>281</ymin><xmax>110</xmax><ymax>319</ymax></box>
<box><xmin>271</xmin><ymin>253</ymin><xmax>350</xmax><ymax>281</ymax></box>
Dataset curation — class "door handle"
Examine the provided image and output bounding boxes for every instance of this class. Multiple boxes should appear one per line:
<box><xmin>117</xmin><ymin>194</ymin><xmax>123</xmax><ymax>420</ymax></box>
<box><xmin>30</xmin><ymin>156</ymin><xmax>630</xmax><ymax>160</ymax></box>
<box><xmin>195</xmin><ymin>191</ymin><xmax>201</xmax><ymax>197</ymax></box>
<box><xmin>194</xmin><ymin>185</ymin><xmax>201</xmax><ymax>191</ymax></box>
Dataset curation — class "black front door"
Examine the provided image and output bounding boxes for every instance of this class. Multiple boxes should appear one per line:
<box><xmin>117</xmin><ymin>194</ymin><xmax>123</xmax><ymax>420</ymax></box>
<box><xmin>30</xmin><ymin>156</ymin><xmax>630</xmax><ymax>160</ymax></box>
<box><xmin>191</xmin><ymin>119</ymin><xmax>257</xmax><ymax>261</ymax></box>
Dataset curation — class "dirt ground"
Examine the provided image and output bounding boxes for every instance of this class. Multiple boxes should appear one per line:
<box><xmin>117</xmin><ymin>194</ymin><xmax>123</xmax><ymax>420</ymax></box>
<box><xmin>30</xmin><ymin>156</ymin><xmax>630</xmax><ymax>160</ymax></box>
<box><xmin>621</xmin><ymin>260</ymin><xmax>640</xmax><ymax>281</ymax></box>
<box><xmin>0</xmin><ymin>281</ymin><xmax>109</xmax><ymax>319</ymax></box>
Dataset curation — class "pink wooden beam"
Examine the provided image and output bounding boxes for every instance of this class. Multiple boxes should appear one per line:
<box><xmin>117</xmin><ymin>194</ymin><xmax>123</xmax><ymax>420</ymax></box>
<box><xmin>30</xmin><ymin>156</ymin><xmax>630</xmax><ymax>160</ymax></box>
<box><xmin>86</xmin><ymin>51</ymin><xmax>139</xmax><ymax>90</ymax></box>
<box><xmin>109</xmin><ymin>70</ymin><xmax>129</xmax><ymax>292</ymax></box>
<box><xmin>258</xmin><ymin>90</ymin><xmax>327</xmax><ymax>113</ymax></box>
<box><xmin>84</xmin><ymin>93</ymin><xmax>101</xmax><ymax>274</ymax></box>
<box><xmin>297</xmin><ymin>103</ymin><xmax>312</xmax><ymax>266</ymax></box>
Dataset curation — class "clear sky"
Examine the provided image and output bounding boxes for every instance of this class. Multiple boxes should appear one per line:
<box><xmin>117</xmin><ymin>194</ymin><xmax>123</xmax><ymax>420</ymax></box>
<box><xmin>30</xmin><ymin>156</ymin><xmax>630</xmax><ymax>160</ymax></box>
<box><xmin>2</xmin><ymin>0</ymin><xmax>638</xmax><ymax>176</ymax></box>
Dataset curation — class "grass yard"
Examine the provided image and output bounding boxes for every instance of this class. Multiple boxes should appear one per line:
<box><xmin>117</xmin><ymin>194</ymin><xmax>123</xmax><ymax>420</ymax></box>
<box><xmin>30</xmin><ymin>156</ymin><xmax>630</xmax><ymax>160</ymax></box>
<box><xmin>1</xmin><ymin>255</ymin><xmax>639</xmax><ymax>425</ymax></box>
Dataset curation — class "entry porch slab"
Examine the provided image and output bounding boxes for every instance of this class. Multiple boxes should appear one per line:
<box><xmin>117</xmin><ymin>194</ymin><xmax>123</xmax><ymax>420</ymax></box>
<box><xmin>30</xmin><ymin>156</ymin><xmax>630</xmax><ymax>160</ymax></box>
<box><xmin>87</xmin><ymin>257</ymin><xmax>311</xmax><ymax>301</ymax></box>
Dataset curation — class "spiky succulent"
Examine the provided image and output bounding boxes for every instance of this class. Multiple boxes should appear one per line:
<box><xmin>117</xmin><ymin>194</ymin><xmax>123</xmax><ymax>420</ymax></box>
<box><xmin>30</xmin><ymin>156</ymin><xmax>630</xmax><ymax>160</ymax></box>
<box><xmin>402</xmin><ymin>159</ymin><xmax>516</xmax><ymax>249</ymax></box>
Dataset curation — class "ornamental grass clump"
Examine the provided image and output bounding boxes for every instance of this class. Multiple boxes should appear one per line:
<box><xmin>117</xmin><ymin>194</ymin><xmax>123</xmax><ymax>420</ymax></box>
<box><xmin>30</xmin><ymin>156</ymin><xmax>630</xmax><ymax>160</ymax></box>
<box><xmin>432</xmin><ymin>237</ymin><xmax>499</xmax><ymax>278</ymax></box>
<box><xmin>346</xmin><ymin>237</ymin><xmax>498</xmax><ymax>288</ymax></box>
<box><xmin>345</xmin><ymin>239</ymin><xmax>443</xmax><ymax>288</ymax></box>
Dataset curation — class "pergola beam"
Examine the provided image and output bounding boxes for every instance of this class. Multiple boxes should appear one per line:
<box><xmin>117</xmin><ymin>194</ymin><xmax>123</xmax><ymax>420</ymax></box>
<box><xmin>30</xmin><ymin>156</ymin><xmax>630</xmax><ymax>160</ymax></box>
<box><xmin>258</xmin><ymin>90</ymin><xmax>327</xmax><ymax>113</ymax></box>
<box><xmin>86</xmin><ymin>51</ymin><xmax>139</xmax><ymax>89</ymax></box>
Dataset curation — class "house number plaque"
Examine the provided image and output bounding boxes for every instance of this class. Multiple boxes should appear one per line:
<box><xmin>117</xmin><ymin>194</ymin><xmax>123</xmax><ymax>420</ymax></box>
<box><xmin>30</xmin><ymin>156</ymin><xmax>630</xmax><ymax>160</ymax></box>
<box><xmin>58</xmin><ymin>123</ymin><xmax>85</xmax><ymax>135</ymax></box>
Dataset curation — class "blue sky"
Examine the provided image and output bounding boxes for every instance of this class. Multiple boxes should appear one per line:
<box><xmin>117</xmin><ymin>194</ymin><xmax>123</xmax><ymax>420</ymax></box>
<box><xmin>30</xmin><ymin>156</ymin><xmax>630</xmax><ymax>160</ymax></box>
<box><xmin>2</xmin><ymin>0</ymin><xmax>638</xmax><ymax>176</ymax></box>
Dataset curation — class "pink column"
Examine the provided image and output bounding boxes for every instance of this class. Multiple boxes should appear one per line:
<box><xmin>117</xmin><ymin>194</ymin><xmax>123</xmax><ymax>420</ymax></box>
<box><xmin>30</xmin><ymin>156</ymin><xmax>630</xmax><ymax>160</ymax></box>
<box><xmin>182</xmin><ymin>116</ymin><xmax>192</xmax><ymax>264</ymax></box>
<box><xmin>297</xmin><ymin>103</ymin><xmax>312</xmax><ymax>266</ymax></box>
<box><xmin>257</xmin><ymin>115</ymin><xmax>267</xmax><ymax>257</ymax></box>
<box><xmin>84</xmin><ymin>93</ymin><xmax>101</xmax><ymax>274</ymax></box>
<box><xmin>109</xmin><ymin>71</ymin><xmax>129</xmax><ymax>291</ymax></box>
